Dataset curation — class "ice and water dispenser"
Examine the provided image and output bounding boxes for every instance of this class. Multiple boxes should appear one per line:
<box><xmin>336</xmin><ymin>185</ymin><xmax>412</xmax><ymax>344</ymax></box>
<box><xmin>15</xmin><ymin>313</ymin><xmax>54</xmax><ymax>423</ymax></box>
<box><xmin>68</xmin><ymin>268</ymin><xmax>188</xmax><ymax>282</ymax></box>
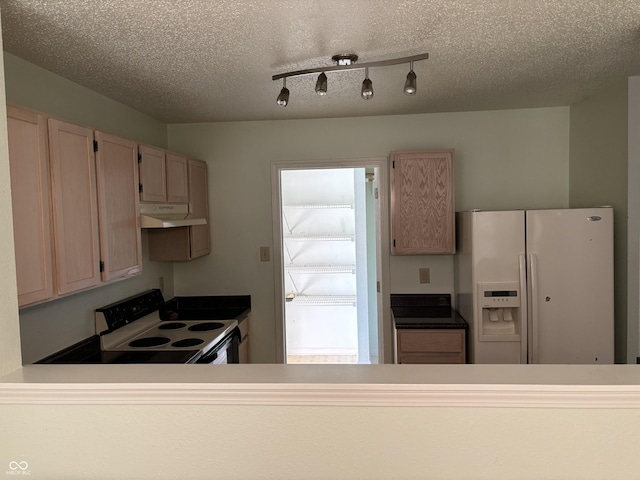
<box><xmin>477</xmin><ymin>282</ymin><xmax>521</xmax><ymax>339</ymax></box>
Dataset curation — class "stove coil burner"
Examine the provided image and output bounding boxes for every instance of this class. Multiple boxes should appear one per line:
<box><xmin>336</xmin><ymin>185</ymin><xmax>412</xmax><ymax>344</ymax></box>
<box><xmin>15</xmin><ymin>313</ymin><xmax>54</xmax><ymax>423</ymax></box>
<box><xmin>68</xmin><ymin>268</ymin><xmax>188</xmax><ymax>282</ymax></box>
<box><xmin>172</xmin><ymin>338</ymin><xmax>205</xmax><ymax>348</ymax></box>
<box><xmin>188</xmin><ymin>322</ymin><xmax>225</xmax><ymax>332</ymax></box>
<box><xmin>158</xmin><ymin>322</ymin><xmax>187</xmax><ymax>330</ymax></box>
<box><xmin>128</xmin><ymin>336</ymin><xmax>171</xmax><ymax>348</ymax></box>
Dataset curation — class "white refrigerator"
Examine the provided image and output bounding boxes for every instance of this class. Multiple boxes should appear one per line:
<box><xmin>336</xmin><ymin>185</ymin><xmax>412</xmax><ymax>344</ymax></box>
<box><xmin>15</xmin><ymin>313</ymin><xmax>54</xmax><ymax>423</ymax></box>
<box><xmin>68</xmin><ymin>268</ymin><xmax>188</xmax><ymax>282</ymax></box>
<box><xmin>454</xmin><ymin>208</ymin><xmax>614</xmax><ymax>364</ymax></box>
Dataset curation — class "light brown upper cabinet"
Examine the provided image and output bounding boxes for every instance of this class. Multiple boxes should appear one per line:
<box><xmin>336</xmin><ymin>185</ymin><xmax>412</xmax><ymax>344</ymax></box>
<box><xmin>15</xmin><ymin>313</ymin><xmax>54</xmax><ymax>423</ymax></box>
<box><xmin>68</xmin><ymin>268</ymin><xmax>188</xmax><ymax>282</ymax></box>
<box><xmin>390</xmin><ymin>150</ymin><xmax>455</xmax><ymax>254</ymax></box>
<box><xmin>139</xmin><ymin>145</ymin><xmax>188</xmax><ymax>204</ymax></box>
<box><xmin>166</xmin><ymin>152</ymin><xmax>189</xmax><ymax>203</ymax></box>
<box><xmin>48</xmin><ymin>118</ymin><xmax>102</xmax><ymax>294</ymax></box>
<box><xmin>95</xmin><ymin>132</ymin><xmax>143</xmax><ymax>281</ymax></box>
<box><xmin>187</xmin><ymin>158</ymin><xmax>211</xmax><ymax>258</ymax></box>
<box><xmin>7</xmin><ymin>106</ymin><xmax>55</xmax><ymax>307</ymax></box>
<box><xmin>7</xmin><ymin>105</ymin><xmax>144</xmax><ymax>307</ymax></box>
<box><xmin>138</xmin><ymin>144</ymin><xmax>166</xmax><ymax>202</ymax></box>
<box><xmin>148</xmin><ymin>158</ymin><xmax>210</xmax><ymax>261</ymax></box>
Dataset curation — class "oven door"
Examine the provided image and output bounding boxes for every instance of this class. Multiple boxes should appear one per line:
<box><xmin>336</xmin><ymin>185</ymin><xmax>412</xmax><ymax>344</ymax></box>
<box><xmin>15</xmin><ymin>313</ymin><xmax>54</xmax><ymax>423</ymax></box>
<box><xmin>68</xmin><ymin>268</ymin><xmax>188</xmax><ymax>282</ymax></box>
<box><xmin>195</xmin><ymin>329</ymin><xmax>238</xmax><ymax>364</ymax></box>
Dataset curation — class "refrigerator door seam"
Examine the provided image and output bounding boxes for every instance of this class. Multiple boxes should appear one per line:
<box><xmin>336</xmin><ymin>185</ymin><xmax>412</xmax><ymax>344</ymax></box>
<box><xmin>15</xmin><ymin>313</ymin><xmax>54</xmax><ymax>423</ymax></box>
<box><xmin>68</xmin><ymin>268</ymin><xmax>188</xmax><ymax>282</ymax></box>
<box><xmin>528</xmin><ymin>253</ymin><xmax>539</xmax><ymax>364</ymax></box>
<box><xmin>518</xmin><ymin>254</ymin><xmax>528</xmax><ymax>364</ymax></box>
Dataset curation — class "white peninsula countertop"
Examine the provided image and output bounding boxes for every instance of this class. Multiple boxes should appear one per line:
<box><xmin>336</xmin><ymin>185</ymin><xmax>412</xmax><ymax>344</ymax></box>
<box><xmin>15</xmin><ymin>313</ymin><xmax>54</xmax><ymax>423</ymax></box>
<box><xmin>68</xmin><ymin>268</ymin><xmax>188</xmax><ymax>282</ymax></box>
<box><xmin>2</xmin><ymin>364</ymin><xmax>640</xmax><ymax>408</ymax></box>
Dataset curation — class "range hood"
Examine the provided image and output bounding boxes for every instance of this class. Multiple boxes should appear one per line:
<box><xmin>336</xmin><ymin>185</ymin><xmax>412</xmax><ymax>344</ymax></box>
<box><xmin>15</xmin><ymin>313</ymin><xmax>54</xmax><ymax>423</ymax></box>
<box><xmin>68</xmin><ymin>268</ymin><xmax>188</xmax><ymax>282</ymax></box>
<box><xmin>140</xmin><ymin>203</ymin><xmax>207</xmax><ymax>228</ymax></box>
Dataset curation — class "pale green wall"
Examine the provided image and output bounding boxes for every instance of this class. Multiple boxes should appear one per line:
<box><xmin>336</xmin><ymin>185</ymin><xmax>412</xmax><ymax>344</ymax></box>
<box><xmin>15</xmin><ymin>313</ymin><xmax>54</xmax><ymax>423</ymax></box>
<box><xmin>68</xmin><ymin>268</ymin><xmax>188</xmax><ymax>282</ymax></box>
<box><xmin>4</xmin><ymin>53</ymin><xmax>167</xmax><ymax>148</ymax></box>
<box><xmin>569</xmin><ymin>79</ymin><xmax>628</xmax><ymax>363</ymax></box>
<box><xmin>2</xmin><ymin>52</ymin><xmax>176</xmax><ymax>364</ymax></box>
<box><xmin>168</xmin><ymin>108</ymin><xmax>570</xmax><ymax>363</ymax></box>
<box><xmin>2</xmin><ymin>403</ymin><xmax>640</xmax><ymax>479</ymax></box>
<box><xmin>0</xmin><ymin>40</ymin><xmax>21</xmax><ymax>376</ymax></box>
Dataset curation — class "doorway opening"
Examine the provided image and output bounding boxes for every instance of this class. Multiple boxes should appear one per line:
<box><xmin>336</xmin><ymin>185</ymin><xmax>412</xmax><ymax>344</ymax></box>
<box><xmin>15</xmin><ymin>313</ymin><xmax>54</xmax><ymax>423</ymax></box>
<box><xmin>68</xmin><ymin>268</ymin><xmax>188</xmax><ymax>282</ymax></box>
<box><xmin>271</xmin><ymin>158</ymin><xmax>391</xmax><ymax>364</ymax></box>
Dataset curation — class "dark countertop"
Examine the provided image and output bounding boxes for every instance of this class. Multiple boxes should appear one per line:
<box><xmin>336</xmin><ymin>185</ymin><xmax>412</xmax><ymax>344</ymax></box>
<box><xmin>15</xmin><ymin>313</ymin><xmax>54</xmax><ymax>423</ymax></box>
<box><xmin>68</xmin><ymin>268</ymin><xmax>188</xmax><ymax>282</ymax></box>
<box><xmin>36</xmin><ymin>336</ymin><xmax>201</xmax><ymax>364</ymax></box>
<box><xmin>391</xmin><ymin>294</ymin><xmax>468</xmax><ymax>330</ymax></box>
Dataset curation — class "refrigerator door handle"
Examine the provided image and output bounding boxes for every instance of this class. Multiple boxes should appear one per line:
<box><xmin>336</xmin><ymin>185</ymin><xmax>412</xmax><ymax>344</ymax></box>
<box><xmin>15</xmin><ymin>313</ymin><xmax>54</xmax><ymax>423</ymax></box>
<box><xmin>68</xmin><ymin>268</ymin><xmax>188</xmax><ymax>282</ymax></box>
<box><xmin>518</xmin><ymin>254</ymin><xmax>528</xmax><ymax>364</ymax></box>
<box><xmin>528</xmin><ymin>253</ymin><xmax>539</xmax><ymax>364</ymax></box>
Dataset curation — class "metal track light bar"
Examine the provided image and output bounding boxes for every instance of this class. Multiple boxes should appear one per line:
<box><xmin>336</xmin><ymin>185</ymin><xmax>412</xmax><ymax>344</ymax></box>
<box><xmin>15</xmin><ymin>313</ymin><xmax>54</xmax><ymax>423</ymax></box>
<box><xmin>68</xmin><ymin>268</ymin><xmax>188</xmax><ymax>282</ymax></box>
<box><xmin>272</xmin><ymin>53</ymin><xmax>429</xmax><ymax>81</ymax></box>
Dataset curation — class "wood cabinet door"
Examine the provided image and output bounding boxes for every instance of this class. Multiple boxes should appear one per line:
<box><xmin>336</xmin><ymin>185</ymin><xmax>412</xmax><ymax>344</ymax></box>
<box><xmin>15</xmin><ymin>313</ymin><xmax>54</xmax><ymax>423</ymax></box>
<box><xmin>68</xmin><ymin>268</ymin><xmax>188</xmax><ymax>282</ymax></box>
<box><xmin>390</xmin><ymin>150</ymin><xmax>455</xmax><ymax>254</ymax></box>
<box><xmin>166</xmin><ymin>152</ymin><xmax>189</xmax><ymax>203</ymax></box>
<box><xmin>187</xmin><ymin>158</ymin><xmax>210</xmax><ymax>258</ymax></box>
<box><xmin>239</xmin><ymin>336</ymin><xmax>250</xmax><ymax>364</ymax></box>
<box><xmin>139</xmin><ymin>144</ymin><xmax>166</xmax><ymax>202</ymax></box>
<box><xmin>7</xmin><ymin>106</ymin><xmax>55</xmax><ymax>307</ymax></box>
<box><xmin>48</xmin><ymin>119</ymin><xmax>101</xmax><ymax>294</ymax></box>
<box><xmin>95</xmin><ymin>132</ymin><xmax>142</xmax><ymax>282</ymax></box>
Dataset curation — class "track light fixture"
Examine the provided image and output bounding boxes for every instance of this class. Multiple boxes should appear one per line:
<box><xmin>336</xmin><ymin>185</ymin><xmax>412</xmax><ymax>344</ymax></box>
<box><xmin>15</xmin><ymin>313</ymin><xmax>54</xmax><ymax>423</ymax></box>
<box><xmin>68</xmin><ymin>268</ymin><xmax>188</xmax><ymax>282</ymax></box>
<box><xmin>273</xmin><ymin>52</ymin><xmax>428</xmax><ymax>106</ymax></box>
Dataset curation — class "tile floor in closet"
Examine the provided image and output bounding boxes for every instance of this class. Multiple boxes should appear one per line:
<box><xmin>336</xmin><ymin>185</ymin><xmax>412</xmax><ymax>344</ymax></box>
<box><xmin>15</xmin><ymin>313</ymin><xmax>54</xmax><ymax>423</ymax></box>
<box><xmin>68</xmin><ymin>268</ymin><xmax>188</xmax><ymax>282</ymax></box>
<box><xmin>287</xmin><ymin>355</ymin><xmax>357</xmax><ymax>364</ymax></box>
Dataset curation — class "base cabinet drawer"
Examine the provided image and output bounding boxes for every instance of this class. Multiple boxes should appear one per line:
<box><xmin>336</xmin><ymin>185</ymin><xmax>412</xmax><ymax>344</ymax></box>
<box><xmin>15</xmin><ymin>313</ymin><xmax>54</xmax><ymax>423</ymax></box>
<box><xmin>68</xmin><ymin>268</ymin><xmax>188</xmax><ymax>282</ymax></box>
<box><xmin>397</xmin><ymin>329</ymin><xmax>466</xmax><ymax>364</ymax></box>
<box><xmin>398</xmin><ymin>353</ymin><xmax>465</xmax><ymax>364</ymax></box>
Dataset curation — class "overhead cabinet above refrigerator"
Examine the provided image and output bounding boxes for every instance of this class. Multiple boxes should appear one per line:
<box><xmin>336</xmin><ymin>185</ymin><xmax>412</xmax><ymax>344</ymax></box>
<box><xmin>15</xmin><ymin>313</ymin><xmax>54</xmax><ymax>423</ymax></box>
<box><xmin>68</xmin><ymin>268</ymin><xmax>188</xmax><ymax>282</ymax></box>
<box><xmin>454</xmin><ymin>208</ymin><xmax>614</xmax><ymax>364</ymax></box>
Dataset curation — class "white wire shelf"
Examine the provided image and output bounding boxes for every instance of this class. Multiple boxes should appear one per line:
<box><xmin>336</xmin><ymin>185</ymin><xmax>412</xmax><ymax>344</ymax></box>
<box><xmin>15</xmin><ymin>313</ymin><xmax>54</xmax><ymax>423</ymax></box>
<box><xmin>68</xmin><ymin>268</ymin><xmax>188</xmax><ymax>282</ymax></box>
<box><xmin>284</xmin><ymin>234</ymin><xmax>355</xmax><ymax>242</ymax></box>
<box><xmin>285</xmin><ymin>265</ymin><xmax>356</xmax><ymax>274</ymax></box>
<box><xmin>282</xmin><ymin>203</ymin><xmax>353</xmax><ymax>210</ymax></box>
<box><xmin>286</xmin><ymin>295</ymin><xmax>356</xmax><ymax>307</ymax></box>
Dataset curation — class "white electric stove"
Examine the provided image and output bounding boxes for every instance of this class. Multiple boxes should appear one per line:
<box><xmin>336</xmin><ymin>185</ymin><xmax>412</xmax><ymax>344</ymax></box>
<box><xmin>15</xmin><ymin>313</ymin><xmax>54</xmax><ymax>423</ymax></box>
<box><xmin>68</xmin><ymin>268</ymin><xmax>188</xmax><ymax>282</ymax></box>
<box><xmin>95</xmin><ymin>290</ymin><xmax>238</xmax><ymax>364</ymax></box>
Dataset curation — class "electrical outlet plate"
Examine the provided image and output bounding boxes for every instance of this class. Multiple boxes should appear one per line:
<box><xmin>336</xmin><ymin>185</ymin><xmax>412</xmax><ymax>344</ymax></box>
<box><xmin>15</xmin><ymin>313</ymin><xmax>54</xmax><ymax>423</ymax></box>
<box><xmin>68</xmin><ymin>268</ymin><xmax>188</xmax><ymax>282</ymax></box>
<box><xmin>419</xmin><ymin>268</ymin><xmax>430</xmax><ymax>284</ymax></box>
<box><xmin>260</xmin><ymin>246</ymin><xmax>271</xmax><ymax>262</ymax></box>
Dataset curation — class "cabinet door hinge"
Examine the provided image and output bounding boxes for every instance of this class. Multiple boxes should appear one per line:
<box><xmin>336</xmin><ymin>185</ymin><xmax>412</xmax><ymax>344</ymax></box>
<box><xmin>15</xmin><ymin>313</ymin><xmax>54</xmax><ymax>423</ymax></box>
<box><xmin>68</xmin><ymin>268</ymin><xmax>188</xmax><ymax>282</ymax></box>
<box><xmin>392</xmin><ymin>160</ymin><xmax>395</xmax><ymax>168</ymax></box>
<box><xmin>393</xmin><ymin>239</ymin><xmax>396</xmax><ymax>248</ymax></box>
<box><xmin>374</xmin><ymin>187</ymin><xmax>379</xmax><ymax>199</ymax></box>
<box><xmin>99</xmin><ymin>261</ymin><xmax>105</xmax><ymax>272</ymax></box>
<box><xmin>139</xmin><ymin>183</ymin><xmax>143</xmax><ymax>193</ymax></box>
<box><xmin>376</xmin><ymin>281</ymin><xmax>380</xmax><ymax>293</ymax></box>
<box><xmin>93</xmin><ymin>140</ymin><xmax>98</xmax><ymax>152</ymax></box>
<box><xmin>138</xmin><ymin>153</ymin><xmax>142</xmax><ymax>163</ymax></box>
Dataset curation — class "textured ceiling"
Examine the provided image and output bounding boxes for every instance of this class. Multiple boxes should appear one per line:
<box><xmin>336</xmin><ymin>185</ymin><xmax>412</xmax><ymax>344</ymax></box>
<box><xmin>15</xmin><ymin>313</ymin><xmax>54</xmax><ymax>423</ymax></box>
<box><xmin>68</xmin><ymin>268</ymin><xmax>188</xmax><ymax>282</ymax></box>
<box><xmin>1</xmin><ymin>0</ymin><xmax>640</xmax><ymax>124</ymax></box>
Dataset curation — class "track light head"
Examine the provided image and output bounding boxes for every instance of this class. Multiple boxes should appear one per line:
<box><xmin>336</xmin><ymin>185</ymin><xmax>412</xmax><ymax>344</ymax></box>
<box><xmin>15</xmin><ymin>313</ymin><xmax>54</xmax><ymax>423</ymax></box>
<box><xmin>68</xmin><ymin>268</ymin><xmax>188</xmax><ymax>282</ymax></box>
<box><xmin>404</xmin><ymin>69</ymin><xmax>417</xmax><ymax>95</ymax></box>
<box><xmin>361</xmin><ymin>67</ymin><xmax>373</xmax><ymax>100</ymax></box>
<box><xmin>315</xmin><ymin>72</ymin><xmax>328</xmax><ymax>96</ymax></box>
<box><xmin>276</xmin><ymin>87</ymin><xmax>289</xmax><ymax>106</ymax></box>
<box><xmin>276</xmin><ymin>78</ymin><xmax>289</xmax><ymax>106</ymax></box>
<box><xmin>361</xmin><ymin>78</ymin><xmax>373</xmax><ymax>100</ymax></box>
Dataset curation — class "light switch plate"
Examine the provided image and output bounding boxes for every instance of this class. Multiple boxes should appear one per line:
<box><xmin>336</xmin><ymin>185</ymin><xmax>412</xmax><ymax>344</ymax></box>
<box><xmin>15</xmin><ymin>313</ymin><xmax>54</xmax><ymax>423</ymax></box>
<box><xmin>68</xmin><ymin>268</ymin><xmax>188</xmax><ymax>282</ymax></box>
<box><xmin>419</xmin><ymin>268</ymin><xmax>430</xmax><ymax>284</ymax></box>
<box><xmin>260</xmin><ymin>246</ymin><xmax>271</xmax><ymax>262</ymax></box>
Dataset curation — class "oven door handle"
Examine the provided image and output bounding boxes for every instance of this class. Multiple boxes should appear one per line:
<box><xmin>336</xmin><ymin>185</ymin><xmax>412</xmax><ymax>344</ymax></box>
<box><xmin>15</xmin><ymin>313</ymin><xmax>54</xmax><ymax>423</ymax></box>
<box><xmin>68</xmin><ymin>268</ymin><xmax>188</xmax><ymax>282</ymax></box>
<box><xmin>195</xmin><ymin>330</ymin><xmax>237</xmax><ymax>364</ymax></box>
